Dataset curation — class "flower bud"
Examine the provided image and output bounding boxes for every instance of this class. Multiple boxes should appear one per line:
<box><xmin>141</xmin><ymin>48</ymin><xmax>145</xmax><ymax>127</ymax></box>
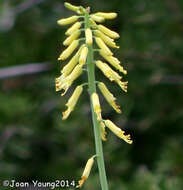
<box><xmin>94</xmin><ymin>12</ymin><xmax>117</xmax><ymax>19</ymax></box>
<box><xmin>57</xmin><ymin>16</ymin><xmax>79</xmax><ymax>26</ymax></box>
<box><xmin>65</xmin><ymin>22</ymin><xmax>82</xmax><ymax>36</ymax></box>
<box><xmin>91</xmin><ymin>93</ymin><xmax>102</xmax><ymax>120</ymax></box>
<box><xmin>63</xmin><ymin>30</ymin><xmax>81</xmax><ymax>46</ymax></box>
<box><xmin>85</xmin><ymin>28</ymin><xmax>93</xmax><ymax>45</ymax></box>
<box><xmin>58</xmin><ymin>40</ymin><xmax>79</xmax><ymax>60</ymax></box>
<box><xmin>95</xmin><ymin>37</ymin><xmax>113</xmax><ymax>56</ymax></box>
<box><xmin>61</xmin><ymin>45</ymin><xmax>85</xmax><ymax>76</ymax></box>
<box><xmin>91</xmin><ymin>15</ymin><xmax>105</xmax><ymax>23</ymax></box>
<box><xmin>79</xmin><ymin>46</ymin><xmax>88</xmax><ymax>66</ymax></box>
<box><xmin>98</xmin><ymin>24</ymin><xmax>119</xmax><ymax>39</ymax></box>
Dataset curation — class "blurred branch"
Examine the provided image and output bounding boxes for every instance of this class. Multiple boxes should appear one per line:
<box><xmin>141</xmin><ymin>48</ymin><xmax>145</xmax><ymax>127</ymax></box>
<box><xmin>150</xmin><ymin>75</ymin><xmax>183</xmax><ymax>84</ymax></box>
<box><xmin>0</xmin><ymin>0</ymin><xmax>47</xmax><ymax>31</ymax></box>
<box><xmin>13</xmin><ymin>0</ymin><xmax>47</xmax><ymax>15</ymax></box>
<box><xmin>0</xmin><ymin>63</ymin><xmax>51</xmax><ymax>79</ymax></box>
<box><xmin>0</xmin><ymin>126</ymin><xmax>17</xmax><ymax>155</ymax></box>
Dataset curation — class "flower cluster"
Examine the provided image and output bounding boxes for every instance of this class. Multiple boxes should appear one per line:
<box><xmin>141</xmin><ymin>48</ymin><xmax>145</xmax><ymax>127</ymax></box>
<box><xmin>56</xmin><ymin>2</ymin><xmax>133</xmax><ymax>188</ymax></box>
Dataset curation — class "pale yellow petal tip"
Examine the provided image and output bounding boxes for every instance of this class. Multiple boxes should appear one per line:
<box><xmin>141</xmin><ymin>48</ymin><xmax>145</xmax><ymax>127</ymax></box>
<box><xmin>76</xmin><ymin>176</ymin><xmax>86</xmax><ymax>188</ymax></box>
<box><xmin>62</xmin><ymin>109</ymin><xmax>71</xmax><ymax>120</ymax></box>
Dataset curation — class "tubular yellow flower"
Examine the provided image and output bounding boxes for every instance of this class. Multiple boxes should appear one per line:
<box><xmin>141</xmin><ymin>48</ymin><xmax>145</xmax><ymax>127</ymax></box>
<box><xmin>98</xmin><ymin>82</ymin><xmax>121</xmax><ymax>113</ymax></box>
<box><xmin>57</xmin><ymin>15</ymin><xmax>79</xmax><ymax>26</ymax></box>
<box><xmin>60</xmin><ymin>64</ymin><xmax>83</xmax><ymax>96</ymax></box>
<box><xmin>91</xmin><ymin>15</ymin><xmax>105</xmax><ymax>23</ymax></box>
<box><xmin>91</xmin><ymin>93</ymin><xmax>102</xmax><ymax>121</ymax></box>
<box><xmin>100</xmin><ymin>121</ymin><xmax>107</xmax><ymax>141</ymax></box>
<box><xmin>100</xmin><ymin>50</ymin><xmax>127</xmax><ymax>75</ymax></box>
<box><xmin>96</xmin><ymin>60</ymin><xmax>121</xmax><ymax>82</ymax></box>
<box><xmin>61</xmin><ymin>45</ymin><xmax>84</xmax><ymax>76</ymax></box>
<box><xmin>65</xmin><ymin>22</ymin><xmax>82</xmax><ymax>36</ymax></box>
<box><xmin>79</xmin><ymin>46</ymin><xmax>88</xmax><ymax>66</ymax></box>
<box><xmin>98</xmin><ymin>24</ymin><xmax>119</xmax><ymax>39</ymax></box>
<box><xmin>85</xmin><ymin>28</ymin><xmax>93</xmax><ymax>45</ymax></box>
<box><xmin>104</xmin><ymin>120</ymin><xmax>133</xmax><ymax>144</ymax></box>
<box><xmin>94</xmin><ymin>12</ymin><xmax>117</xmax><ymax>19</ymax></box>
<box><xmin>58</xmin><ymin>40</ymin><xmax>79</xmax><ymax>60</ymax></box>
<box><xmin>94</xmin><ymin>30</ymin><xmax>119</xmax><ymax>48</ymax></box>
<box><xmin>95</xmin><ymin>37</ymin><xmax>113</xmax><ymax>56</ymax></box>
<box><xmin>63</xmin><ymin>30</ymin><xmax>81</xmax><ymax>46</ymax></box>
<box><xmin>76</xmin><ymin>156</ymin><xmax>95</xmax><ymax>188</ymax></box>
<box><xmin>62</xmin><ymin>85</ymin><xmax>83</xmax><ymax>120</ymax></box>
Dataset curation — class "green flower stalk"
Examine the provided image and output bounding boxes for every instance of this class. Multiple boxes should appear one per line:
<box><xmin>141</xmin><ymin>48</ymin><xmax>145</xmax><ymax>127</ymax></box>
<box><xmin>56</xmin><ymin>2</ymin><xmax>133</xmax><ymax>189</ymax></box>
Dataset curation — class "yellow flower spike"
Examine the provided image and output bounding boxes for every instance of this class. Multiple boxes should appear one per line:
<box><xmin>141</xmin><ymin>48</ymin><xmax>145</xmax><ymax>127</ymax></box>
<box><xmin>100</xmin><ymin>50</ymin><xmax>127</xmax><ymax>75</ymax></box>
<box><xmin>76</xmin><ymin>156</ymin><xmax>95</xmax><ymax>188</ymax></box>
<box><xmin>65</xmin><ymin>22</ymin><xmax>82</xmax><ymax>36</ymax></box>
<box><xmin>98</xmin><ymin>24</ymin><xmax>120</xmax><ymax>39</ymax></box>
<box><xmin>79</xmin><ymin>46</ymin><xmax>88</xmax><ymax>66</ymax></box>
<box><xmin>117</xmin><ymin>80</ymin><xmax>128</xmax><ymax>92</ymax></box>
<box><xmin>62</xmin><ymin>85</ymin><xmax>83</xmax><ymax>120</ymax></box>
<box><xmin>91</xmin><ymin>93</ymin><xmax>102</xmax><ymax>121</ymax></box>
<box><xmin>94</xmin><ymin>12</ymin><xmax>117</xmax><ymax>19</ymax></box>
<box><xmin>100</xmin><ymin>122</ymin><xmax>107</xmax><ymax>141</ymax></box>
<box><xmin>95</xmin><ymin>37</ymin><xmax>113</xmax><ymax>56</ymax></box>
<box><xmin>57</xmin><ymin>15</ymin><xmax>79</xmax><ymax>26</ymax></box>
<box><xmin>61</xmin><ymin>45</ymin><xmax>85</xmax><ymax>76</ymax></box>
<box><xmin>85</xmin><ymin>28</ymin><xmax>93</xmax><ymax>45</ymax></box>
<box><xmin>98</xmin><ymin>82</ymin><xmax>121</xmax><ymax>113</ymax></box>
<box><xmin>104</xmin><ymin>120</ymin><xmax>133</xmax><ymax>144</ymax></box>
<box><xmin>63</xmin><ymin>30</ymin><xmax>81</xmax><ymax>46</ymax></box>
<box><xmin>90</xmin><ymin>15</ymin><xmax>105</xmax><ymax>23</ymax></box>
<box><xmin>96</xmin><ymin>60</ymin><xmax>121</xmax><ymax>82</ymax></box>
<box><xmin>60</xmin><ymin>64</ymin><xmax>83</xmax><ymax>96</ymax></box>
<box><xmin>58</xmin><ymin>40</ymin><xmax>79</xmax><ymax>60</ymax></box>
<box><xmin>94</xmin><ymin>30</ymin><xmax>119</xmax><ymax>48</ymax></box>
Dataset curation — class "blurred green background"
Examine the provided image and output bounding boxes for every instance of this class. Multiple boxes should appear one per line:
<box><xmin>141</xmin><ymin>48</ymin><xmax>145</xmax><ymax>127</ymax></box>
<box><xmin>0</xmin><ymin>0</ymin><xmax>183</xmax><ymax>189</ymax></box>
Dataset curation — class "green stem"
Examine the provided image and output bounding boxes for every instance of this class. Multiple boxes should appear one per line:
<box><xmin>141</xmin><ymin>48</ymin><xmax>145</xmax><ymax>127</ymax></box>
<box><xmin>84</xmin><ymin>12</ymin><xmax>109</xmax><ymax>190</ymax></box>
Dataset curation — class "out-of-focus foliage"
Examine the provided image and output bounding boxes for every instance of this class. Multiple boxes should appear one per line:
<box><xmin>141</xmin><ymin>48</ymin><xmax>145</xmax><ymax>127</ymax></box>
<box><xmin>0</xmin><ymin>0</ymin><xmax>183</xmax><ymax>189</ymax></box>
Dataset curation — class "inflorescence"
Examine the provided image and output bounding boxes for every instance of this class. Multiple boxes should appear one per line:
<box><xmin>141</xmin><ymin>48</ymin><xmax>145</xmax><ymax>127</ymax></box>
<box><xmin>56</xmin><ymin>2</ymin><xmax>133</xmax><ymax>188</ymax></box>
